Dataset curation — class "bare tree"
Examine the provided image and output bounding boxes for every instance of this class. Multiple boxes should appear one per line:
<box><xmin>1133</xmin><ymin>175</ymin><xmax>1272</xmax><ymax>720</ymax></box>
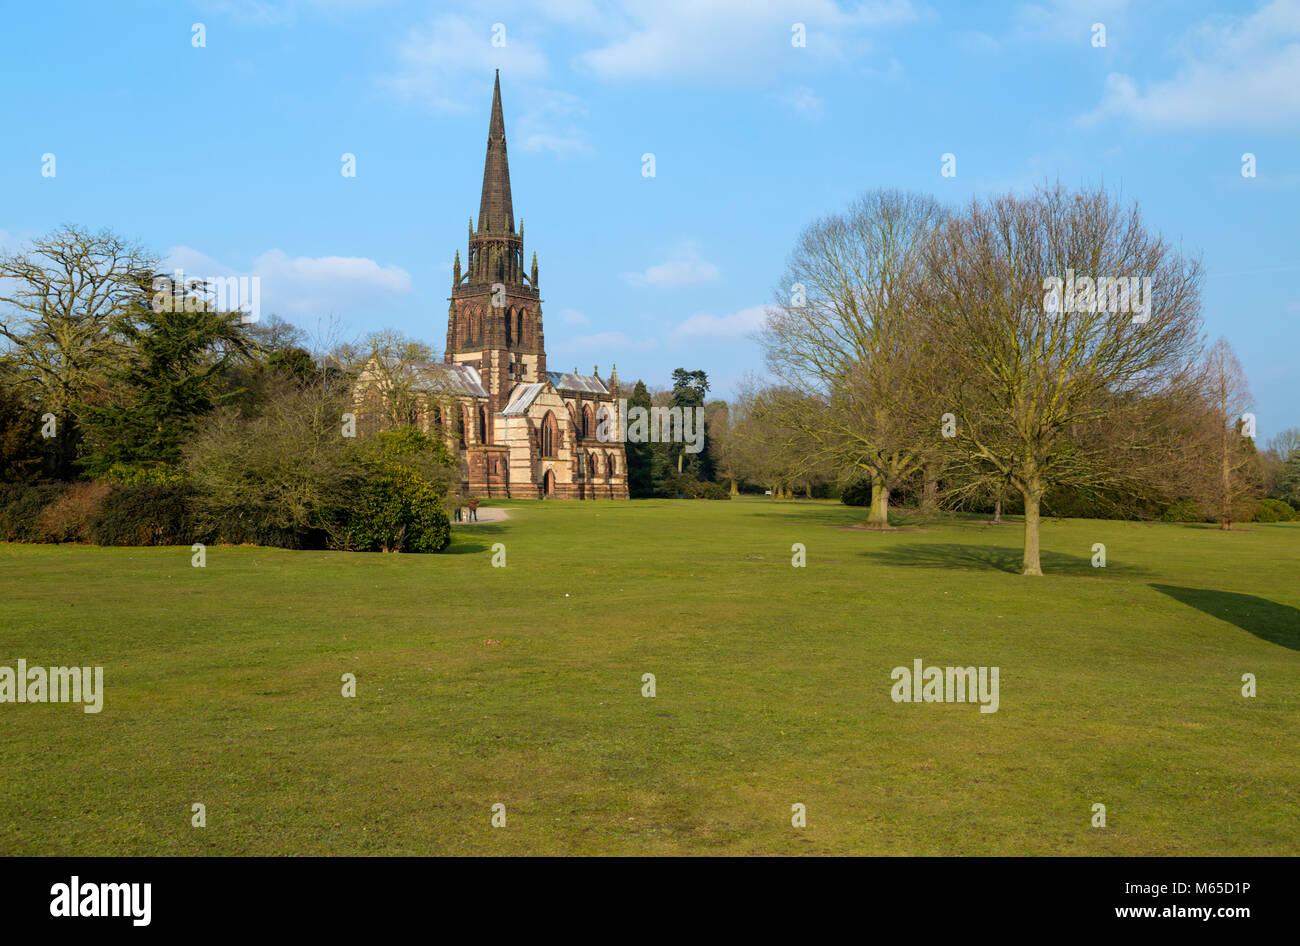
<box><xmin>920</xmin><ymin>184</ymin><xmax>1205</xmax><ymax>574</ymax></box>
<box><xmin>762</xmin><ymin>189</ymin><xmax>946</xmax><ymax>526</ymax></box>
<box><xmin>1199</xmin><ymin>337</ymin><xmax>1262</xmax><ymax>529</ymax></box>
<box><xmin>0</xmin><ymin>226</ymin><xmax>158</xmax><ymax>474</ymax></box>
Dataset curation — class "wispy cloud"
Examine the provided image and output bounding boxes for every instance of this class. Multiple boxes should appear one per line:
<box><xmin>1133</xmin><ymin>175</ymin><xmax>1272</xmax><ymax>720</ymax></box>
<box><xmin>382</xmin><ymin>14</ymin><xmax>548</xmax><ymax>111</ymax></box>
<box><xmin>573</xmin><ymin>0</ymin><xmax>923</xmax><ymax>82</ymax></box>
<box><xmin>671</xmin><ymin>304</ymin><xmax>768</xmax><ymax>342</ymax></box>
<box><xmin>517</xmin><ymin>88</ymin><xmax>593</xmax><ymax>156</ymax></box>
<box><xmin>622</xmin><ymin>240</ymin><xmax>720</xmax><ymax>287</ymax></box>
<box><xmin>782</xmin><ymin>85</ymin><xmax>824</xmax><ymax>118</ymax></box>
<box><xmin>165</xmin><ymin>245</ymin><xmax>411</xmax><ymax>321</ymax></box>
<box><xmin>1078</xmin><ymin>0</ymin><xmax>1300</xmax><ymax>129</ymax></box>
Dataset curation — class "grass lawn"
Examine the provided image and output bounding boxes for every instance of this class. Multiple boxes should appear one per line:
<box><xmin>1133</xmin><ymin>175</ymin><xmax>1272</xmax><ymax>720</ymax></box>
<box><xmin>1</xmin><ymin>498</ymin><xmax>1296</xmax><ymax>855</ymax></box>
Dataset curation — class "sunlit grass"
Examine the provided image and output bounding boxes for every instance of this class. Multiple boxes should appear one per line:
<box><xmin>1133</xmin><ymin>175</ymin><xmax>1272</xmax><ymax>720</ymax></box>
<box><xmin>1</xmin><ymin>498</ymin><xmax>1296</xmax><ymax>855</ymax></box>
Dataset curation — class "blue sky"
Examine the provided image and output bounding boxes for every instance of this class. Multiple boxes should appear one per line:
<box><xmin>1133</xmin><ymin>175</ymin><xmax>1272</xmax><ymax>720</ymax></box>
<box><xmin>1</xmin><ymin>0</ymin><xmax>1296</xmax><ymax>440</ymax></box>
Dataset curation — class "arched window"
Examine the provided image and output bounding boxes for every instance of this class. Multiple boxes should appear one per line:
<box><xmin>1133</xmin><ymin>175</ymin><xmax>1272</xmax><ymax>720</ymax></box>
<box><xmin>519</xmin><ymin>309</ymin><xmax>528</xmax><ymax>345</ymax></box>
<box><xmin>478</xmin><ymin>405</ymin><xmax>488</xmax><ymax>443</ymax></box>
<box><xmin>606</xmin><ymin>454</ymin><xmax>615</xmax><ymax>477</ymax></box>
<box><xmin>582</xmin><ymin>405</ymin><xmax>594</xmax><ymax>441</ymax></box>
<box><xmin>540</xmin><ymin>412</ymin><xmax>558</xmax><ymax>458</ymax></box>
<box><xmin>505</xmin><ymin>307</ymin><xmax>514</xmax><ymax>347</ymax></box>
<box><xmin>456</xmin><ymin>406</ymin><xmax>466</xmax><ymax>447</ymax></box>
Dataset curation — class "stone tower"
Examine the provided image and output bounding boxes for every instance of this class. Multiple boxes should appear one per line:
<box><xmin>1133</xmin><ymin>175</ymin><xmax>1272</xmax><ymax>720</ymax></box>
<box><xmin>446</xmin><ymin>70</ymin><xmax>546</xmax><ymax>423</ymax></box>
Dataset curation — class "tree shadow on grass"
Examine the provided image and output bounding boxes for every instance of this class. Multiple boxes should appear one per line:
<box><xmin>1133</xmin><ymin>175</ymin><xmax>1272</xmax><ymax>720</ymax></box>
<box><xmin>864</xmin><ymin>542</ymin><xmax>1149</xmax><ymax>577</ymax></box>
<box><xmin>1151</xmin><ymin>584</ymin><xmax>1300</xmax><ymax>652</ymax></box>
<box><xmin>444</xmin><ymin>523</ymin><xmax>509</xmax><ymax>555</ymax></box>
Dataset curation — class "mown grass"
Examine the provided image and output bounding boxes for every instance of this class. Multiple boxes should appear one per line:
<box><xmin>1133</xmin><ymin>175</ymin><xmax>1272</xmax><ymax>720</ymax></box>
<box><xmin>0</xmin><ymin>498</ymin><xmax>1296</xmax><ymax>855</ymax></box>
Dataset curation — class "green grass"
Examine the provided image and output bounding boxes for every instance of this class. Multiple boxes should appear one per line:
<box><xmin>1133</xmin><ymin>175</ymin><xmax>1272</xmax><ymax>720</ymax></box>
<box><xmin>1</xmin><ymin>498</ymin><xmax>1296</xmax><ymax>855</ymax></box>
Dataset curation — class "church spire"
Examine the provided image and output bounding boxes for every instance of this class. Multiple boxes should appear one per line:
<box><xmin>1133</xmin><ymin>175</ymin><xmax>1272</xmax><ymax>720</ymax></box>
<box><xmin>477</xmin><ymin>70</ymin><xmax>514</xmax><ymax>234</ymax></box>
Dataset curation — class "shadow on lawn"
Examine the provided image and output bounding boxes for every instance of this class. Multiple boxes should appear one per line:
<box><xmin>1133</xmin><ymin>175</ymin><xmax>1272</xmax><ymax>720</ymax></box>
<box><xmin>1151</xmin><ymin>584</ymin><xmax>1300</xmax><ymax>652</ymax></box>
<box><xmin>865</xmin><ymin>542</ymin><xmax>1148</xmax><ymax>576</ymax></box>
<box><xmin>444</xmin><ymin>523</ymin><xmax>508</xmax><ymax>554</ymax></box>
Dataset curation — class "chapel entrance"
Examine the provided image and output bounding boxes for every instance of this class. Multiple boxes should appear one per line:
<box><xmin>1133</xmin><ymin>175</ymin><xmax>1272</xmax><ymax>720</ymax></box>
<box><xmin>542</xmin><ymin>469</ymin><xmax>555</xmax><ymax>497</ymax></box>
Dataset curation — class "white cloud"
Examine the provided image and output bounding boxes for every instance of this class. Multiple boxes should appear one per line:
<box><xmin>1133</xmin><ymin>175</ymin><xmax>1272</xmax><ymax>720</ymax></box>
<box><xmin>573</xmin><ymin>0</ymin><xmax>922</xmax><ymax>82</ymax></box>
<box><xmin>671</xmin><ymin>304</ymin><xmax>768</xmax><ymax>342</ymax></box>
<box><xmin>164</xmin><ymin>245</ymin><xmax>412</xmax><ymax>320</ymax></box>
<box><xmin>517</xmin><ymin>89</ymin><xmax>593</xmax><ymax>156</ymax></box>
<box><xmin>622</xmin><ymin>240</ymin><xmax>720</xmax><ymax>287</ymax></box>
<box><xmin>559</xmin><ymin>308</ymin><xmax>589</xmax><ymax>325</ymax></box>
<box><xmin>782</xmin><ymin>86</ymin><xmax>824</xmax><ymax>118</ymax></box>
<box><xmin>1078</xmin><ymin>0</ymin><xmax>1300</xmax><ymax>129</ymax></box>
<box><xmin>382</xmin><ymin>14</ymin><xmax>548</xmax><ymax>112</ymax></box>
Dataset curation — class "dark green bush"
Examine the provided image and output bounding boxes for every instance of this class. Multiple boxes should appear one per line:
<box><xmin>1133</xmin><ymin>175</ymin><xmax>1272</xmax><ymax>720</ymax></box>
<box><xmin>839</xmin><ymin>479</ymin><xmax>873</xmax><ymax>507</ymax></box>
<box><xmin>0</xmin><ymin>482</ymin><xmax>62</xmax><ymax>541</ymax></box>
<box><xmin>1253</xmin><ymin>498</ymin><xmax>1295</xmax><ymax>523</ymax></box>
<box><xmin>88</xmin><ymin>484</ymin><xmax>196</xmax><ymax>546</ymax></box>
<box><xmin>331</xmin><ymin>428</ymin><xmax>454</xmax><ymax>553</ymax></box>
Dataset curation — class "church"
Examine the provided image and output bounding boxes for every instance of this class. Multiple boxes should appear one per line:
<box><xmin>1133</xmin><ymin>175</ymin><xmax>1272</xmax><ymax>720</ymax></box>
<box><xmin>355</xmin><ymin>72</ymin><xmax>629</xmax><ymax>499</ymax></box>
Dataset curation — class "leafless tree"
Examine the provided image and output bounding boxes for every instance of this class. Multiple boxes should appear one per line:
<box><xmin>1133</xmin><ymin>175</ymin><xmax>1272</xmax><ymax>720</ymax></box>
<box><xmin>761</xmin><ymin>189</ymin><xmax>947</xmax><ymax>525</ymax></box>
<box><xmin>919</xmin><ymin>184</ymin><xmax>1205</xmax><ymax>574</ymax></box>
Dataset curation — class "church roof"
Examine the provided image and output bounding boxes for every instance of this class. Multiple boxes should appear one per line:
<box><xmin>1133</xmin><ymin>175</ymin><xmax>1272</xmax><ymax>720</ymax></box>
<box><xmin>502</xmin><ymin>382</ymin><xmax>546</xmax><ymax>416</ymax></box>
<box><xmin>390</xmin><ymin>360</ymin><xmax>488</xmax><ymax>398</ymax></box>
<box><xmin>477</xmin><ymin>70</ymin><xmax>514</xmax><ymax>234</ymax></box>
<box><xmin>547</xmin><ymin>371</ymin><xmax>608</xmax><ymax>394</ymax></box>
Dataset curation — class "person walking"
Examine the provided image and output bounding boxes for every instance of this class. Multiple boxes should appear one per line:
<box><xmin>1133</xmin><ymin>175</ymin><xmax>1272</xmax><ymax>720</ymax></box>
<box><xmin>467</xmin><ymin>496</ymin><xmax>479</xmax><ymax>522</ymax></box>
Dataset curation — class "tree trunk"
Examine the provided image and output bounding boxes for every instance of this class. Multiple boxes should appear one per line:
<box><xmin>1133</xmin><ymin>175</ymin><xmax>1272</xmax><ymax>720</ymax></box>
<box><xmin>729</xmin><ymin>477</ymin><xmax>738</xmax><ymax>496</ymax></box>
<box><xmin>867</xmin><ymin>474</ymin><xmax>890</xmax><ymax>527</ymax></box>
<box><xmin>922</xmin><ymin>463</ymin><xmax>938</xmax><ymax>511</ymax></box>
<box><xmin>993</xmin><ymin>498</ymin><xmax>1002</xmax><ymax>523</ymax></box>
<box><xmin>804</xmin><ymin>484</ymin><xmax>812</xmax><ymax>499</ymax></box>
<box><xmin>1220</xmin><ymin>427</ymin><xmax>1232</xmax><ymax>530</ymax></box>
<box><xmin>1021</xmin><ymin>489</ymin><xmax>1042</xmax><ymax>576</ymax></box>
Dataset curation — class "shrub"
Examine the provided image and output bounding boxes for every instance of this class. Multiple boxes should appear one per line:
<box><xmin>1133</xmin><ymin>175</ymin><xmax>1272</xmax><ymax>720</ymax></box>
<box><xmin>0</xmin><ymin>482</ymin><xmax>62</xmax><ymax>542</ymax></box>
<box><xmin>36</xmin><ymin>481</ymin><xmax>113</xmax><ymax>543</ymax></box>
<box><xmin>1253</xmin><ymin>498</ymin><xmax>1295</xmax><ymax>523</ymax></box>
<box><xmin>332</xmin><ymin>428</ymin><xmax>455</xmax><ymax>553</ymax></box>
<box><xmin>1159</xmin><ymin>500</ymin><xmax>1204</xmax><ymax>523</ymax></box>
<box><xmin>840</xmin><ymin>479</ymin><xmax>873</xmax><ymax>507</ymax></box>
<box><xmin>88</xmin><ymin>484</ymin><xmax>195</xmax><ymax>546</ymax></box>
<box><xmin>692</xmin><ymin>480</ymin><xmax>732</xmax><ymax>500</ymax></box>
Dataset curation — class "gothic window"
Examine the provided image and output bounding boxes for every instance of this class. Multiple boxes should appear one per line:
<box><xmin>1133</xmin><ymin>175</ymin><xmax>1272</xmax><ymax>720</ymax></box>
<box><xmin>505</xmin><ymin>307</ymin><xmax>514</xmax><ymax>347</ymax></box>
<box><xmin>540</xmin><ymin>411</ymin><xmax>558</xmax><ymax>458</ymax></box>
<box><xmin>582</xmin><ymin>405</ymin><xmax>594</xmax><ymax>441</ymax></box>
<box><xmin>478</xmin><ymin>405</ymin><xmax>488</xmax><ymax>443</ymax></box>
<box><xmin>606</xmin><ymin>454</ymin><xmax>615</xmax><ymax>477</ymax></box>
<box><xmin>456</xmin><ymin>406</ymin><xmax>466</xmax><ymax>448</ymax></box>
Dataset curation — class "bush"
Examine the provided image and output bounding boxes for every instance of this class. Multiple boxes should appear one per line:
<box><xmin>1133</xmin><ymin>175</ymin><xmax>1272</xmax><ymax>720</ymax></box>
<box><xmin>89</xmin><ymin>484</ymin><xmax>195</xmax><ymax>546</ymax></box>
<box><xmin>0</xmin><ymin>482</ymin><xmax>62</xmax><ymax>542</ymax></box>
<box><xmin>693</xmin><ymin>480</ymin><xmax>732</xmax><ymax>500</ymax></box>
<box><xmin>36</xmin><ymin>481</ymin><xmax>113</xmax><ymax>542</ymax></box>
<box><xmin>1253</xmin><ymin>498</ymin><xmax>1295</xmax><ymax>523</ymax></box>
<box><xmin>840</xmin><ymin>479</ymin><xmax>873</xmax><ymax>507</ymax></box>
<box><xmin>332</xmin><ymin>428</ymin><xmax>455</xmax><ymax>553</ymax></box>
<box><xmin>656</xmin><ymin>473</ymin><xmax>731</xmax><ymax>500</ymax></box>
<box><xmin>1159</xmin><ymin>500</ymin><xmax>1204</xmax><ymax>523</ymax></box>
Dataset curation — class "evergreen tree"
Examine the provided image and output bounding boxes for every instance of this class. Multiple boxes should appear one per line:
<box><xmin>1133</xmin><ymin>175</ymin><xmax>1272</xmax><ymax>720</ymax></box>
<box><xmin>625</xmin><ymin>380</ymin><xmax>655</xmax><ymax>497</ymax></box>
